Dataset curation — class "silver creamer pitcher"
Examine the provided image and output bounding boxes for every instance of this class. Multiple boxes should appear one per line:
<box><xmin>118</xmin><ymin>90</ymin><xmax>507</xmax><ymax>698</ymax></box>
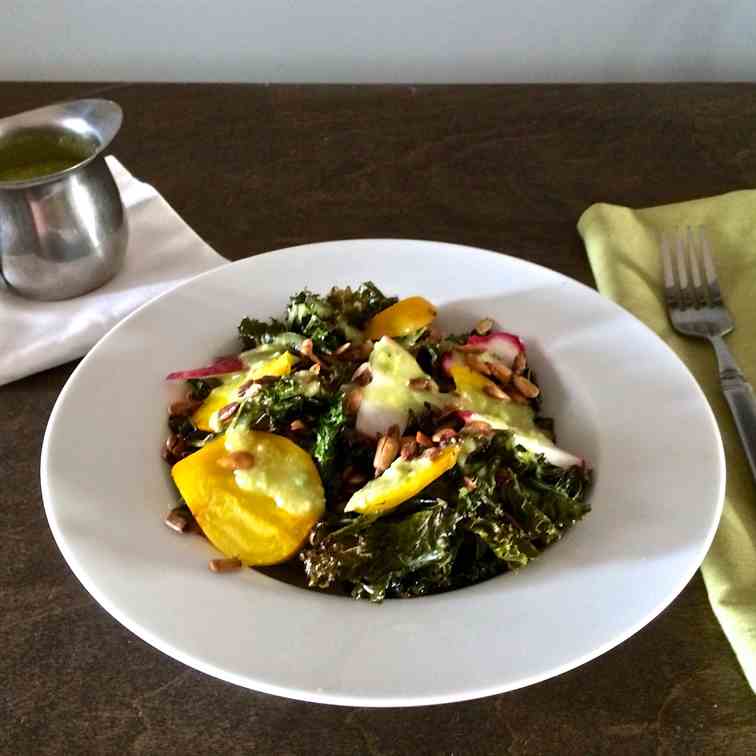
<box><xmin>0</xmin><ymin>99</ymin><xmax>128</xmax><ymax>300</ymax></box>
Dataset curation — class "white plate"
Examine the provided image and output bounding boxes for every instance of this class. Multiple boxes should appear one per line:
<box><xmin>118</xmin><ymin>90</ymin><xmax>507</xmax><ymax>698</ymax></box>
<box><xmin>41</xmin><ymin>239</ymin><xmax>725</xmax><ymax>706</ymax></box>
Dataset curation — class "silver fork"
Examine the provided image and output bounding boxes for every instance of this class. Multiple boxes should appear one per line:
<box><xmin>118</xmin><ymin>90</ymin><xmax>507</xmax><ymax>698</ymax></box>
<box><xmin>661</xmin><ymin>227</ymin><xmax>756</xmax><ymax>483</ymax></box>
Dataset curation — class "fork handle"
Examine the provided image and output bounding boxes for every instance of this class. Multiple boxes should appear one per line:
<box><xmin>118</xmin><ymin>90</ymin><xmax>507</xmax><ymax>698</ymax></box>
<box><xmin>712</xmin><ymin>336</ymin><xmax>756</xmax><ymax>483</ymax></box>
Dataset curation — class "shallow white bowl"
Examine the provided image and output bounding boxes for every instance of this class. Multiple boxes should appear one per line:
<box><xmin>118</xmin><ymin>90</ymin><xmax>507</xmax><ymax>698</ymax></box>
<box><xmin>41</xmin><ymin>239</ymin><xmax>725</xmax><ymax>706</ymax></box>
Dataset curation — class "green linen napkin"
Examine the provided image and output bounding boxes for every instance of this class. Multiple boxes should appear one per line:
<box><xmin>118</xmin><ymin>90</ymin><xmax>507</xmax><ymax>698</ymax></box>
<box><xmin>578</xmin><ymin>191</ymin><xmax>756</xmax><ymax>692</ymax></box>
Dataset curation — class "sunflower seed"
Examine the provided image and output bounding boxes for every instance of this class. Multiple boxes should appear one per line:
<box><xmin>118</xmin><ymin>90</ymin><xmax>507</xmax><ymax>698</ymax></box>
<box><xmin>461</xmin><ymin>420</ymin><xmax>493</xmax><ymax>436</ymax></box>
<box><xmin>415</xmin><ymin>431</ymin><xmax>433</xmax><ymax>448</ymax></box>
<box><xmin>509</xmin><ymin>388</ymin><xmax>530</xmax><ymax>405</ymax></box>
<box><xmin>218</xmin><ymin>402</ymin><xmax>240</xmax><ymax>423</ymax></box>
<box><xmin>487</xmin><ymin>361</ymin><xmax>513</xmax><ymax>384</ymax></box>
<box><xmin>345</xmin><ymin>388</ymin><xmax>363</xmax><ymax>414</ymax></box>
<box><xmin>164</xmin><ymin>509</ymin><xmax>191</xmax><ymax>533</ymax></box>
<box><xmin>513</xmin><ymin>352</ymin><xmax>527</xmax><ymax>374</ymax></box>
<box><xmin>208</xmin><ymin>557</ymin><xmax>243</xmax><ymax>573</ymax></box>
<box><xmin>483</xmin><ymin>383</ymin><xmax>510</xmax><ymax>401</ymax></box>
<box><xmin>351</xmin><ymin>362</ymin><xmax>372</xmax><ymax>386</ymax></box>
<box><xmin>374</xmin><ymin>426</ymin><xmax>400</xmax><ymax>474</ymax></box>
<box><xmin>464</xmin><ymin>353</ymin><xmax>492</xmax><ymax>375</ymax></box>
<box><xmin>513</xmin><ymin>374</ymin><xmax>540</xmax><ymax>398</ymax></box>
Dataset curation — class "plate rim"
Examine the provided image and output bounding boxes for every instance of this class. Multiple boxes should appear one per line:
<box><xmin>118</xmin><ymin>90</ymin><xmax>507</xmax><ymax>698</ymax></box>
<box><xmin>40</xmin><ymin>237</ymin><xmax>727</xmax><ymax>706</ymax></box>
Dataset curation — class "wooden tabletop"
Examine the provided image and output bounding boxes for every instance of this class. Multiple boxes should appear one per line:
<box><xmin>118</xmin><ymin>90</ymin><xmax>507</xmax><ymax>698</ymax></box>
<box><xmin>3</xmin><ymin>83</ymin><xmax>756</xmax><ymax>755</ymax></box>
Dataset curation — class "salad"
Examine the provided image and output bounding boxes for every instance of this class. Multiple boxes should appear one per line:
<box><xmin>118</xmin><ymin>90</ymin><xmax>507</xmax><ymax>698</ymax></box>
<box><xmin>162</xmin><ymin>282</ymin><xmax>592</xmax><ymax>601</ymax></box>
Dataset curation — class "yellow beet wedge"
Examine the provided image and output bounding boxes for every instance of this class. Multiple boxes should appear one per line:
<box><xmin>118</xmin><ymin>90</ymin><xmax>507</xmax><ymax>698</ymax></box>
<box><xmin>345</xmin><ymin>445</ymin><xmax>459</xmax><ymax>516</ymax></box>
<box><xmin>171</xmin><ymin>432</ymin><xmax>325</xmax><ymax>565</ymax></box>
<box><xmin>364</xmin><ymin>296</ymin><xmax>437</xmax><ymax>340</ymax></box>
<box><xmin>192</xmin><ymin>351</ymin><xmax>299</xmax><ymax>431</ymax></box>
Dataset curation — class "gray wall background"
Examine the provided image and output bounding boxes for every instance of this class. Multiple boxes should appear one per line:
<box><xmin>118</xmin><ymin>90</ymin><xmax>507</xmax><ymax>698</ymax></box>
<box><xmin>3</xmin><ymin>1</ymin><xmax>756</xmax><ymax>83</ymax></box>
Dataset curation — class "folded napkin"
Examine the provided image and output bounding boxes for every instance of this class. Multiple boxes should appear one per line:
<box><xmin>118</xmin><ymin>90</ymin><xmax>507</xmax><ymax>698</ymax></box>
<box><xmin>0</xmin><ymin>157</ymin><xmax>226</xmax><ymax>387</ymax></box>
<box><xmin>578</xmin><ymin>191</ymin><xmax>756</xmax><ymax>692</ymax></box>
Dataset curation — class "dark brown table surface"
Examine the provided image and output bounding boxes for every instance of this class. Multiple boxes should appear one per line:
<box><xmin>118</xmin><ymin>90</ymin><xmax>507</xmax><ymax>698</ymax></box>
<box><xmin>3</xmin><ymin>83</ymin><xmax>756</xmax><ymax>755</ymax></box>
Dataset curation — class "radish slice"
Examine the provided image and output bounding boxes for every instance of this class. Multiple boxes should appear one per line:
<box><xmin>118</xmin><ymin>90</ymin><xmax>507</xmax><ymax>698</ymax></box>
<box><xmin>466</xmin><ymin>332</ymin><xmax>524</xmax><ymax>367</ymax></box>
<box><xmin>166</xmin><ymin>356</ymin><xmax>246</xmax><ymax>381</ymax></box>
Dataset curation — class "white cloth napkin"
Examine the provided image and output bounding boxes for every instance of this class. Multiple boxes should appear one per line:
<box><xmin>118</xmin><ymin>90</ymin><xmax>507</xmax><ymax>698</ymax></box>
<box><xmin>0</xmin><ymin>156</ymin><xmax>227</xmax><ymax>386</ymax></box>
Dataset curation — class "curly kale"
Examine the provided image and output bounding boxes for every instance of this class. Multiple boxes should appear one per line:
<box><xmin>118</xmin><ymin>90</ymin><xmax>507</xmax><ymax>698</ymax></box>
<box><xmin>238</xmin><ymin>317</ymin><xmax>289</xmax><ymax>349</ymax></box>
<box><xmin>326</xmin><ymin>281</ymin><xmax>398</xmax><ymax>327</ymax></box>
<box><xmin>186</xmin><ymin>378</ymin><xmax>217</xmax><ymax>400</ymax></box>
<box><xmin>302</xmin><ymin>499</ymin><xmax>464</xmax><ymax>601</ymax></box>
<box><xmin>236</xmin><ymin>373</ymin><xmax>327</xmax><ymax>430</ymax></box>
<box><xmin>238</xmin><ymin>282</ymin><xmax>397</xmax><ymax>353</ymax></box>
<box><xmin>301</xmin><ymin>431</ymin><xmax>591</xmax><ymax>601</ymax></box>
<box><xmin>311</xmin><ymin>394</ymin><xmax>348</xmax><ymax>486</ymax></box>
<box><xmin>284</xmin><ymin>282</ymin><xmax>397</xmax><ymax>351</ymax></box>
<box><xmin>285</xmin><ymin>290</ymin><xmax>341</xmax><ymax>351</ymax></box>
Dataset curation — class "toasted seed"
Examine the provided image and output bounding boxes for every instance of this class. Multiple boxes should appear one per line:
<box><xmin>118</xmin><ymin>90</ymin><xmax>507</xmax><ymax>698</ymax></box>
<box><xmin>332</xmin><ymin>341</ymin><xmax>352</xmax><ymax>357</ymax></box>
<box><xmin>509</xmin><ymin>388</ymin><xmax>530</xmax><ymax>405</ymax></box>
<box><xmin>488</xmin><ymin>361</ymin><xmax>513</xmax><ymax>384</ymax></box>
<box><xmin>165</xmin><ymin>433</ymin><xmax>186</xmax><ymax>456</ymax></box>
<box><xmin>462</xmin><ymin>420</ymin><xmax>494</xmax><ymax>436</ymax></box>
<box><xmin>300</xmin><ymin>338</ymin><xmax>325</xmax><ymax>367</ymax></box>
<box><xmin>164</xmin><ymin>509</ymin><xmax>191</xmax><ymax>533</ymax></box>
<box><xmin>351</xmin><ymin>362</ymin><xmax>372</xmax><ymax>386</ymax></box>
<box><xmin>208</xmin><ymin>557</ymin><xmax>243</xmax><ymax>573</ymax></box>
<box><xmin>400</xmin><ymin>436</ymin><xmax>419</xmax><ymax>460</ymax></box>
<box><xmin>237</xmin><ymin>379</ymin><xmax>255</xmax><ymax>396</ymax></box>
<box><xmin>408</xmin><ymin>377</ymin><xmax>433</xmax><ymax>391</ymax></box>
<box><xmin>483</xmin><ymin>383</ymin><xmax>511</xmax><ymax>401</ymax></box>
<box><xmin>513</xmin><ymin>374</ymin><xmax>540</xmax><ymax>398</ymax></box>
<box><xmin>216</xmin><ymin>451</ymin><xmax>255</xmax><ymax>470</ymax></box>
<box><xmin>464</xmin><ymin>353</ymin><xmax>492</xmax><ymax>376</ymax></box>
<box><xmin>218</xmin><ymin>402</ymin><xmax>240</xmax><ymax>423</ymax></box>
<box><xmin>474</xmin><ymin>318</ymin><xmax>494</xmax><ymax>336</ymax></box>
<box><xmin>169</xmin><ymin>398</ymin><xmax>202</xmax><ymax>417</ymax></box>
<box><xmin>374</xmin><ymin>426</ymin><xmax>400</xmax><ymax>474</ymax></box>
<box><xmin>415</xmin><ymin>431</ymin><xmax>433</xmax><ymax>448</ymax></box>
<box><xmin>513</xmin><ymin>352</ymin><xmax>527</xmax><ymax>374</ymax></box>
<box><xmin>432</xmin><ymin>427</ymin><xmax>458</xmax><ymax>443</ymax></box>
<box><xmin>345</xmin><ymin>388</ymin><xmax>363</xmax><ymax>414</ymax></box>
<box><xmin>289</xmin><ymin>419</ymin><xmax>308</xmax><ymax>432</ymax></box>
<box><xmin>463</xmin><ymin>476</ymin><xmax>477</xmax><ymax>492</ymax></box>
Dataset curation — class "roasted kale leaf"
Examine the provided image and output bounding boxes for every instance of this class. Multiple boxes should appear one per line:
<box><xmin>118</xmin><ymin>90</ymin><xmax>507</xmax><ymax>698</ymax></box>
<box><xmin>238</xmin><ymin>317</ymin><xmax>288</xmax><ymax>349</ymax></box>
<box><xmin>301</xmin><ymin>431</ymin><xmax>591</xmax><ymax>601</ymax></box>
<box><xmin>302</xmin><ymin>498</ymin><xmax>464</xmax><ymax>601</ymax></box>
<box><xmin>236</xmin><ymin>373</ymin><xmax>326</xmax><ymax>430</ymax></box>
<box><xmin>311</xmin><ymin>393</ymin><xmax>348</xmax><ymax>486</ymax></box>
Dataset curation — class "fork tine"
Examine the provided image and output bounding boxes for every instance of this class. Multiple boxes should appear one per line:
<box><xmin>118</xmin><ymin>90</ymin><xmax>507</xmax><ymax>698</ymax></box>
<box><xmin>674</xmin><ymin>231</ymin><xmax>693</xmax><ymax>308</ymax></box>
<box><xmin>687</xmin><ymin>227</ymin><xmax>706</xmax><ymax>305</ymax></box>
<box><xmin>660</xmin><ymin>233</ymin><xmax>680</xmax><ymax>306</ymax></box>
<box><xmin>699</xmin><ymin>228</ymin><xmax>723</xmax><ymax>305</ymax></box>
